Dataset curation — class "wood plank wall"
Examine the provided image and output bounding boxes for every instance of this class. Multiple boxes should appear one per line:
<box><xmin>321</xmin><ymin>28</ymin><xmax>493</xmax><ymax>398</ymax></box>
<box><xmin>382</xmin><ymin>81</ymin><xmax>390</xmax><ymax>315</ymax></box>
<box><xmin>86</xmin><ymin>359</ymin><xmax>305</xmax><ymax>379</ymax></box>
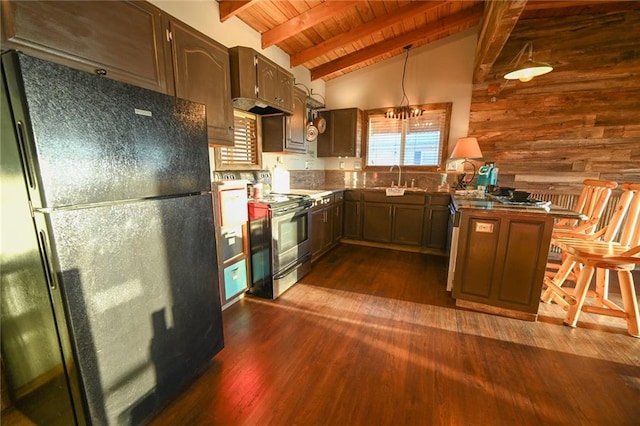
<box><xmin>469</xmin><ymin>9</ymin><xmax>640</xmax><ymax>193</ymax></box>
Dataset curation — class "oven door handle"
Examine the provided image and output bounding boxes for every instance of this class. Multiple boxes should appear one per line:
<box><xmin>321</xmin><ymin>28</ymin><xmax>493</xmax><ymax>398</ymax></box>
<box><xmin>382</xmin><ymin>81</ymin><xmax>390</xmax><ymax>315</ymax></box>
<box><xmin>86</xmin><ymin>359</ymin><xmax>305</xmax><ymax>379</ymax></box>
<box><xmin>274</xmin><ymin>253</ymin><xmax>312</xmax><ymax>280</ymax></box>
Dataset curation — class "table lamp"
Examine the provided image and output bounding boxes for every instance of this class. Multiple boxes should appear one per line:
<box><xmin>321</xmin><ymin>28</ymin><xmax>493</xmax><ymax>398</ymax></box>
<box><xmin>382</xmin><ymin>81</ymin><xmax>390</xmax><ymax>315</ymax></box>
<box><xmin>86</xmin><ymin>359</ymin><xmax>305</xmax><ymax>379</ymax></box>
<box><xmin>450</xmin><ymin>137</ymin><xmax>483</xmax><ymax>189</ymax></box>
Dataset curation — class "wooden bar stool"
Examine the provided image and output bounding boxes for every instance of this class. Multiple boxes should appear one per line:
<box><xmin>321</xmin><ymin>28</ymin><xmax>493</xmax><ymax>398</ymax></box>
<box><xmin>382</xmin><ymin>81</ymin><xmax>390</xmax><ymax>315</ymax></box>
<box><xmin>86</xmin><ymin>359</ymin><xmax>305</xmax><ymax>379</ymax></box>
<box><xmin>546</xmin><ymin>183</ymin><xmax>640</xmax><ymax>337</ymax></box>
<box><xmin>542</xmin><ymin>179</ymin><xmax>618</xmax><ymax>302</ymax></box>
<box><xmin>551</xmin><ymin>179</ymin><xmax>618</xmax><ymax>237</ymax></box>
<box><xmin>542</xmin><ymin>185</ymin><xmax>633</xmax><ymax>306</ymax></box>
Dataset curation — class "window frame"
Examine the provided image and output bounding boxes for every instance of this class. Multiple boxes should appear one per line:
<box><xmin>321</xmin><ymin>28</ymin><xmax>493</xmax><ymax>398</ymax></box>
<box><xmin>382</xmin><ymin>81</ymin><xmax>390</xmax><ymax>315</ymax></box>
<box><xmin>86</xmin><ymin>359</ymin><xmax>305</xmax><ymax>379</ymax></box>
<box><xmin>363</xmin><ymin>102</ymin><xmax>452</xmax><ymax>172</ymax></box>
<box><xmin>214</xmin><ymin>109</ymin><xmax>263</xmax><ymax>171</ymax></box>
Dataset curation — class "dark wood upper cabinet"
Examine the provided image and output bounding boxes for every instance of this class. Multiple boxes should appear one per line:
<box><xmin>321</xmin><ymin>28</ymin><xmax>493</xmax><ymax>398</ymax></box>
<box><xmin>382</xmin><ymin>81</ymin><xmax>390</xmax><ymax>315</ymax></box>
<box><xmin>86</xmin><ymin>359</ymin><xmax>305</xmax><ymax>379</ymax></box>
<box><xmin>262</xmin><ymin>87</ymin><xmax>306</xmax><ymax>153</ymax></box>
<box><xmin>229</xmin><ymin>46</ymin><xmax>293</xmax><ymax>115</ymax></box>
<box><xmin>1</xmin><ymin>1</ymin><xmax>235</xmax><ymax>147</ymax></box>
<box><xmin>1</xmin><ymin>0</ymin><xmax>174</xmax><ymax>95</ymax></box>
<box><xmin>256</xmin><ymin>55</ymin><xmax>293</xmax><ymax>112</ymax></box>
<box><xmin>317</xmin><ymin>108</ymin><xmax>362</xmax><ymax>157</ymax></box>
<box><xmin>168</xmin><ymin>20</ymin><xmax>234</xmax><ymax>146</ymax></box>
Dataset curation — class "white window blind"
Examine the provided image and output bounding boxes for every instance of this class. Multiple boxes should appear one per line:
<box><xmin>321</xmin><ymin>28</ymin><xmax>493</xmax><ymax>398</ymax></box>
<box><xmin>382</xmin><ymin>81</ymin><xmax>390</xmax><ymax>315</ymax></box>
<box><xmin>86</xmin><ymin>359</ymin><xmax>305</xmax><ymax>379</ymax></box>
<box><xmin>219</xmin><ymin>110</ymin><xmax>259</xmax><ymax>166</ymax></box>
<box><xmin>367</xmin><ymin>108</ymin><xmax>448</xmax><ymax>167</ymax></box>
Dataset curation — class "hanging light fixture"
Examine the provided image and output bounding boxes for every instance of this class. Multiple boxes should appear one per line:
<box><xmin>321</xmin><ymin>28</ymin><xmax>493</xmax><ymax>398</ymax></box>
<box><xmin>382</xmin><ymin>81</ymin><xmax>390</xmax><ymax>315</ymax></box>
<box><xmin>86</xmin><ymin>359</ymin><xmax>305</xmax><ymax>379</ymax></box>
<box><xmin>504</xmin><ymin>41</ymin><xmax>553</xmax><ymax>82</ymax></box>
<box><xmin>385</xmin><ymin>45</ymin><xmax>423</xmax><ymax>119</ymax></box>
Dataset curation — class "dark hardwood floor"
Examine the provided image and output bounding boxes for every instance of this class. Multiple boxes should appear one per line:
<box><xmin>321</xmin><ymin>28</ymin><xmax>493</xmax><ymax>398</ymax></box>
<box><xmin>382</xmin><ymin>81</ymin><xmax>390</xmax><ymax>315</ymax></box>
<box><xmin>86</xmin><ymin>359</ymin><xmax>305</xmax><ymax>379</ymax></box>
<box><xmin>149</xmin><ymin>244</ymin><xmax>640</xmax><ymax>425</ymax></box>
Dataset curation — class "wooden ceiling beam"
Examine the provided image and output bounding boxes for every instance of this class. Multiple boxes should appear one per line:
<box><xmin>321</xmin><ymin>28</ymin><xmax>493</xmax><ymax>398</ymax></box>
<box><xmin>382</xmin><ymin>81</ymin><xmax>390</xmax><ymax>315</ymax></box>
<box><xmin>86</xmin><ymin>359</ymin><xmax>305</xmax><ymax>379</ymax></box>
<box><xmin>290</xmin><ymin>0</ymin><xmax>446</xmax><ymax>67</ymax></box>
<box><xmin>261</xmin><ymin>1</ymin><xmax>359</xmax><ymax>49</ymax></box>
<box><xmin>523</xmin><ymin>0</ymin><xmax>623</xmax><ymax>11</ymax></box>
<box><xmin>218</xmin><ymin>0</ymin><xmax>255</xmax><ymax>23</ymax></box>
<box><xmin>473</xmin><ymin>0</ymin><xmax>527</xmax><ymax>84</ymax></box>
<box><xmin>310</xmin><ymin>5</ymin><xmax>483</xmax><ymax>81</ymax></box>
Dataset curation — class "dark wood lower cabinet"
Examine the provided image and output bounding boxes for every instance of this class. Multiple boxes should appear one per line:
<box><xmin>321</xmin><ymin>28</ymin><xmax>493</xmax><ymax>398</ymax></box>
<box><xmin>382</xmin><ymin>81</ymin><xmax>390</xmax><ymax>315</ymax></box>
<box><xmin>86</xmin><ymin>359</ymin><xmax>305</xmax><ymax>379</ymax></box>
<box><xmin>311</xmin><ymin>207</ymin><xmax>333</xmax><ymax>258</ymax></box>
<box><xmin>362</xmin><ymin>202</ymin><xmax>393</xmax><ymax>242</ymax></box>
<box><xmin>310</xmin><ymin>191</ymin><xmax>343</xmax><ymax>261</ymax></box>
<box><xmin>423</xmin><ymin>205</ymin><xmax>450</xmax><ymax>250</ymax></box>
<box><xmin>344</xmin><ymin>190</ymin><xmax>450</xmax><ymax>252</ymax></box>
<box><xmin>361</xmin><ymin>192</ymin><xmax>426</xmax><ymax>246</ymax></box>
<box><xmin>343</xmin><ymin>191</ymin><xmax>362</xmax><ymax>239</ymax></box>
<box><xmin>391</xmin><ymin>205</ymin><xmax>424</xmax><ymax>246</ymax></box>
<box><xmin>452</xmin><ymin>210</ymin><xmax>554</xmax><ymax>320</ymax></box>
<box><xmin>332</xmin><ymin>200</ymin><xmax>343</xmax><ymax>243</ymax></box>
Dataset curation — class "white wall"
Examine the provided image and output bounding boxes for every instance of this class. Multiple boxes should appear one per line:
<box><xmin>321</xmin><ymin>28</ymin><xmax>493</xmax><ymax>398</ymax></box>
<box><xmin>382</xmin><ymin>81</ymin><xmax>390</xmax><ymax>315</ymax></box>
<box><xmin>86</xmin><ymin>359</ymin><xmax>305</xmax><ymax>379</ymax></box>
<box><xmin>323</xmin><ymin>28</ymin><xmax>478</xmax><ymax>171</ymax></box>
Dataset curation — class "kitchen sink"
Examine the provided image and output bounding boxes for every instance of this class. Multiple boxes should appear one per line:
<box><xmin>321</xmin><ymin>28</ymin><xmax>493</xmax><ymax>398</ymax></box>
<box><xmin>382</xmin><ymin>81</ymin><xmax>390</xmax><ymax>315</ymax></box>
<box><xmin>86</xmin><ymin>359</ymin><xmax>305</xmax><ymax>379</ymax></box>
<box><xmin>385</xmin><ymin>187</ymin><xmax>405</xmax><ymax>196</ymax></box>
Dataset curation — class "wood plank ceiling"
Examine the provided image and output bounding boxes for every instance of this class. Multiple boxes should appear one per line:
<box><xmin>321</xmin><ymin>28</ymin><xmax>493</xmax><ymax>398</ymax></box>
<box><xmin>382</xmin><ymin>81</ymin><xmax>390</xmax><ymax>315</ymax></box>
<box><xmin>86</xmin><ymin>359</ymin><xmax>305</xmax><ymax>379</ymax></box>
<box><xmin>218</xmin><ymin>0</ymin><xmax>639</xmax><ymax>81</ymax></box>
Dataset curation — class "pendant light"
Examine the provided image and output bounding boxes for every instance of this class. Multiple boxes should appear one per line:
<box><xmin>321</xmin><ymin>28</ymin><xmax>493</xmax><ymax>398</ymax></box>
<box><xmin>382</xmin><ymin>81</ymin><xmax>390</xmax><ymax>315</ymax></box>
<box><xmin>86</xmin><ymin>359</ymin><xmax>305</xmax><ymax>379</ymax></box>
<box><xmin>504</xmin><ymin>41</ymin><xmax>553</xmax><ymax>82</ymax></box>
<box><xmin>385</xmin><ymin>45</ymin><xmax>423</xmax><ymax>119</ymax></box>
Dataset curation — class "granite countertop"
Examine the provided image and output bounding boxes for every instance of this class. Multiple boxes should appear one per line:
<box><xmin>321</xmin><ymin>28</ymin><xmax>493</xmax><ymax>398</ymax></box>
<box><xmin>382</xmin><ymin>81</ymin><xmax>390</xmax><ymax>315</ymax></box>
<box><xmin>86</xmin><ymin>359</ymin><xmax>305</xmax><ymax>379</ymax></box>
<box><xmin>451</xmin><ymin>194</ymin><xmax>585</xmax><ymax>219</ymax></box>
<box><xmin>289</xmin><ymin>187</ymin><xmax>450</xmax><ymax>197</ymax></box>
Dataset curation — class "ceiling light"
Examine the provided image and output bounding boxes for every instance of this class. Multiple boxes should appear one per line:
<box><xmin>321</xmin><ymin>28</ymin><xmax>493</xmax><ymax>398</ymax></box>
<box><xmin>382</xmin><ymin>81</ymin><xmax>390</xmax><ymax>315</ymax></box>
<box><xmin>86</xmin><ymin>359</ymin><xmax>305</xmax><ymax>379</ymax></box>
<box><xmin>386</xmin><ymin>45</ymin><xmax>423</xmax><ymax>119</ymax></box>
<box><xmin>504</xmin><ymin>41</ymin><xmax>553</xmax><ymax>82</ymax></box>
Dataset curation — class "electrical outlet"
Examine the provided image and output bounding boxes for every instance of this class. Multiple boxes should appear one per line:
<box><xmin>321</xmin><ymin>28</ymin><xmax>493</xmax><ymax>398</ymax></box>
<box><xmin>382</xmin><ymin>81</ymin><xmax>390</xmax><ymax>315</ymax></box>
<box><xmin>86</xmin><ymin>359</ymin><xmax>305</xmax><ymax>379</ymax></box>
<box><xmin>339</xmin><ymin>161</ymin><xmax>345</xmax><ymax>169</ymax></box>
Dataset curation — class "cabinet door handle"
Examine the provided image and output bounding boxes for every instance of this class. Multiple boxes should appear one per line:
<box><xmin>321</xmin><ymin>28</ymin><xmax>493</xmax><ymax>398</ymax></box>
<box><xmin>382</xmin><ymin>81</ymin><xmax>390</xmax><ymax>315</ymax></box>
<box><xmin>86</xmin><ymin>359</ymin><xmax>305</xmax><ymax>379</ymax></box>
<box><xmin>95</xmin><ymin>68</ymin><xmax>107</xmax><ymax>76</ymax></box>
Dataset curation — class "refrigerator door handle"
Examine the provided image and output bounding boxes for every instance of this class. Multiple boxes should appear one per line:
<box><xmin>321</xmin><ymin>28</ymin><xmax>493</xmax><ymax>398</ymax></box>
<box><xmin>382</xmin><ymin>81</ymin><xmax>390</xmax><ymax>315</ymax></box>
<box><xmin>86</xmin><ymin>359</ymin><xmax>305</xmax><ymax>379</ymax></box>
<box><xmin>38</xmin><ymin>230</ymin><xmax>56</xmax><ymax>289</ymax></box>
<box><xmin>16</xmin><ymin>120</ymin><xmax>37</xmax><ymax>190</ymax></box>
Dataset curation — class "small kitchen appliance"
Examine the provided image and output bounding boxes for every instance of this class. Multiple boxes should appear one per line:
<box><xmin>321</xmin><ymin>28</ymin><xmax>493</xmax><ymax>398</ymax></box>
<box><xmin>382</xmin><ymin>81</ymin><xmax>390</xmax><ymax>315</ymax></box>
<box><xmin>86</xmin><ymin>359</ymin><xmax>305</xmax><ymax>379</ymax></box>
<box><xmin>477</xmin><ymin>162</ymin><xmax>498</xmax><ymax>190</ymax></box>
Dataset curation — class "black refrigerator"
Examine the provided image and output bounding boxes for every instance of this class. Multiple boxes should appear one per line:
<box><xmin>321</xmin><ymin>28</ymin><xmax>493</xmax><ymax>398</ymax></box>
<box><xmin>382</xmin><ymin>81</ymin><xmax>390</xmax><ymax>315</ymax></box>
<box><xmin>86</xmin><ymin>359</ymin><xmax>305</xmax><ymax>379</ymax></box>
<box><xmin>1</xmin><ymin>51</ymin><xmax>223</xmax><ymax>424</ymax></box>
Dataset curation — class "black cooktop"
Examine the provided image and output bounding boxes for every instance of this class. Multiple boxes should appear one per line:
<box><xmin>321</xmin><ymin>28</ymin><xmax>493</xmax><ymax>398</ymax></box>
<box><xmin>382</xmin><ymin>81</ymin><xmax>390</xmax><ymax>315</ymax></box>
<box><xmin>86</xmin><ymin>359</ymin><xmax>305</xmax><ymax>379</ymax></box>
<box><xmin>489</xmin><ymin>195</ymin><xmax>551</xmax><ymax>207</ymax></box>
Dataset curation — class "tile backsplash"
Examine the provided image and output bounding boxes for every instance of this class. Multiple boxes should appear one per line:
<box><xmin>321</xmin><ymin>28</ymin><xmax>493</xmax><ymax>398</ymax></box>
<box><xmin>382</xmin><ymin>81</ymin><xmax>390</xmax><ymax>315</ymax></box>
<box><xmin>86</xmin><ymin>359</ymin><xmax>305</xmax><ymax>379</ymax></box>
<box><xmin>289</xmin><ymin>170</ymin><xmax>455</xmax><ymax>189</ymax></box>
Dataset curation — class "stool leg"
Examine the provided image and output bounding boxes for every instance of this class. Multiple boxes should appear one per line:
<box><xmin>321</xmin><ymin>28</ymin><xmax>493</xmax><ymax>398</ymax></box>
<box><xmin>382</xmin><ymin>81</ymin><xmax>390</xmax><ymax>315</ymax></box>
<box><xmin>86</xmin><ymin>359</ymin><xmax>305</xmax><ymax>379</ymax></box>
<box><xmin>618</xmin><ymin>270</ymin><xmax>639</xmax><ymax>338</ymax></box>
<box><xmin>564</xmin><ymin>264</ymin><xmax>595</xmax><ymax>328</ymax></box>
<box><xmin>541</xmin><ymin>257</ymin><xmax>577</xmax><ymax>303</ymax></box>
<box><xmin>594</xmin><ymin>268</ymin><xmax>609</xmax><ymax>307</ymax></box>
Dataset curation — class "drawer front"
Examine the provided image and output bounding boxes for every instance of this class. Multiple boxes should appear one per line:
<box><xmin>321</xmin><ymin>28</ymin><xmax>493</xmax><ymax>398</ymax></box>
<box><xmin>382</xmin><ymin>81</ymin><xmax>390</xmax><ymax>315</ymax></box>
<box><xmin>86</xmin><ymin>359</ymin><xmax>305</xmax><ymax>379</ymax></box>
<box><xmin>363</xmin><ymin>191</ymin><xmax>425</xmax><ymax>205</ymax></box>
<box><xmin>223</xmin><ymin>259</ymin><xmax>248</xmax><ymax>300</ymax></box>
<box><xmin>345</xmin><ymin>190</ymin><xmax>361</xmax><ymax>201</ymax></box>
<box><xmin>428</xmin><ymin>194</ymin><xmax>451</xmax><ymax>206</ymax></box>
<box><xmin>220</xmin><ymin>226</ymin><xmax>244</xmax><ymax>262</ymax></box>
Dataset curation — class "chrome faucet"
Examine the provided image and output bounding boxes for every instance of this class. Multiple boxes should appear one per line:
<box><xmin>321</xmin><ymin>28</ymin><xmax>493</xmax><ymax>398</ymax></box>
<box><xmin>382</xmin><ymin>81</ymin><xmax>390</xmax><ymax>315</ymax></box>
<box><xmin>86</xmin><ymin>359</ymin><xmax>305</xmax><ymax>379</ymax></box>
<box><xmin>390</xmin><ymin>164</ymin><xmax>402</xmax><ymax>187</ymax></box>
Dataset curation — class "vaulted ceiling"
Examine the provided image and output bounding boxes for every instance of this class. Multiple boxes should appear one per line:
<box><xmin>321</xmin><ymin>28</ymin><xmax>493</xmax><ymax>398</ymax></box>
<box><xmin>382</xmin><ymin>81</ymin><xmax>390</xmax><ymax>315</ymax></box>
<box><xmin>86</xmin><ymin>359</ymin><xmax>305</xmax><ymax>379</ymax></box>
<box><xmin>218</xmin><ymin>0</ymin><xmax>640</xmax><ymax>81</ymax></box>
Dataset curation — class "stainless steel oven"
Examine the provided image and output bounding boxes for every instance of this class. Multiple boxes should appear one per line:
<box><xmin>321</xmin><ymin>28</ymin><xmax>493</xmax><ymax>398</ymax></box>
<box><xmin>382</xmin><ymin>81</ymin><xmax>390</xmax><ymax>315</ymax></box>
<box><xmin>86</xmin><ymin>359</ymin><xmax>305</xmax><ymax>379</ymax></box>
<box><xmin>248</xmin><ymin>194</ymin><xmax>313</xmax><ymax>299</ymax></box>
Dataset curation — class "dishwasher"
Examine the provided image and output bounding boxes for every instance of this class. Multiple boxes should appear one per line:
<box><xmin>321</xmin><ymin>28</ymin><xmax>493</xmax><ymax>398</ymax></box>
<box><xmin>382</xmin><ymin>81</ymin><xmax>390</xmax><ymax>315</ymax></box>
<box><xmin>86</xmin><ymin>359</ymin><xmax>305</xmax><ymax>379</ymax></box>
<box><xmin>446</xmin><ymin>202</ymin><xmax>461</xmax><ymax>292</ymax></box>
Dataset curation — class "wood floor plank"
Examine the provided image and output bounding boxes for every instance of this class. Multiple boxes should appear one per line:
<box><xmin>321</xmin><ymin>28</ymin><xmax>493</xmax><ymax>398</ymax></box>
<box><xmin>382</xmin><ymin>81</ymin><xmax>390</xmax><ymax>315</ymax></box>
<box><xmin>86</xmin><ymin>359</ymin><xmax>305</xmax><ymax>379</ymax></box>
<box><xmin>149</xmin><ymin>244</ymin><xmax>640</xmax><ymax>425</ymax></box>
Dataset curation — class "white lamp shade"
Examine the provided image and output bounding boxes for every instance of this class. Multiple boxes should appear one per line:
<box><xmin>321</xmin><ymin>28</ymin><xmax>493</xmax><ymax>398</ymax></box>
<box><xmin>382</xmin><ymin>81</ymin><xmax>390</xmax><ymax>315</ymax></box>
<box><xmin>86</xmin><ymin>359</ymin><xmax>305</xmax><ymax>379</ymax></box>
<box><xmin>504</xmin><ymin>59</ymin><xmax>553</xmax><ymax>82</ymax></box>
<box><xmin>450</xmin><ymin>137</ymin><xmax>482</xmax><ymax>159</ymax></box>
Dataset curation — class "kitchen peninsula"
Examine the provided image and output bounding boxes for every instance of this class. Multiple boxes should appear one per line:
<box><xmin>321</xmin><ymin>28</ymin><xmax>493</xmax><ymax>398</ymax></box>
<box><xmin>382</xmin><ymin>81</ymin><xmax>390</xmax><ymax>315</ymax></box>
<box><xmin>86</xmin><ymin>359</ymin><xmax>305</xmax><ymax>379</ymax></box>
<box><xmin>450</xmin><ymin>194</ymin><xmax>585</xmax><ymax>321</ymax></box>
